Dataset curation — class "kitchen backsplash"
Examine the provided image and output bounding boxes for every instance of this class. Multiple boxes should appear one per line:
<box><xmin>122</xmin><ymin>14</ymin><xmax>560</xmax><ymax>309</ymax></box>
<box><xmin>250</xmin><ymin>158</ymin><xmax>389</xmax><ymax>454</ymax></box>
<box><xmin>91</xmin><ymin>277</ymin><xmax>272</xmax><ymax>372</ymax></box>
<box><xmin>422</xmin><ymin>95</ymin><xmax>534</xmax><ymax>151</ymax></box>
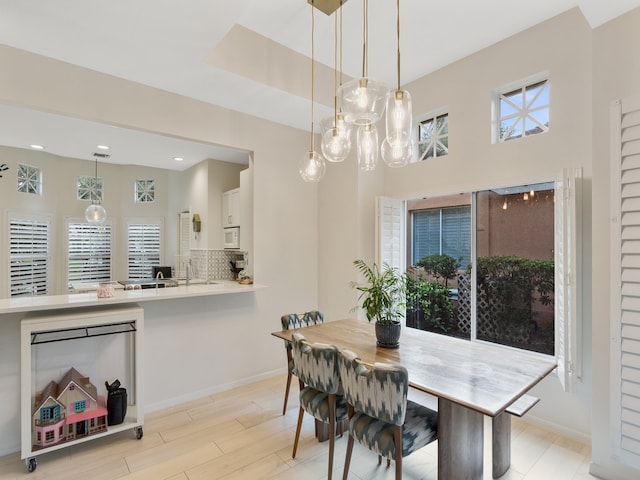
<box><xmin>179</xmin><ymin>249</ymin><xmax>246</xmax><ymax>282</ymax></box>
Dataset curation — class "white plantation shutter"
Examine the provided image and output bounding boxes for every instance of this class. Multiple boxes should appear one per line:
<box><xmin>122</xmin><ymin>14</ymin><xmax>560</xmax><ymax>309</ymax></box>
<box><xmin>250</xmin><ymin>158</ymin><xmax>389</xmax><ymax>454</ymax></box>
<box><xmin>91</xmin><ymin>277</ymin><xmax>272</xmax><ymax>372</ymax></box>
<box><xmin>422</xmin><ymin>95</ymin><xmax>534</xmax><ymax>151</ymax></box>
<box><xmin>376</xmin><ymin>196</ymin><xmax>405</xmax><ymax>271</ymax></box>
<box><xmin>67</xmin><ymin>222</ymin><xmax>112</xmax><ymax>283</ymax></box>
<box><xmin>611</xmin><ymin>96</ymin><xmax>640</xmax><ymax>468</ymax></box>
<box><xmin>127</xmin><ymin>221</ymin><xmax>162</xmax><ymax>279</ymax></box>
<box><xmin>555</xmin><ymin>167</ymin><xmax>581</xmax><ymax>392</ymax></box>
<box><xmin>9</xmin><ymin>217</ymin><xmax>49</xmax><ymax>297</ymax></box>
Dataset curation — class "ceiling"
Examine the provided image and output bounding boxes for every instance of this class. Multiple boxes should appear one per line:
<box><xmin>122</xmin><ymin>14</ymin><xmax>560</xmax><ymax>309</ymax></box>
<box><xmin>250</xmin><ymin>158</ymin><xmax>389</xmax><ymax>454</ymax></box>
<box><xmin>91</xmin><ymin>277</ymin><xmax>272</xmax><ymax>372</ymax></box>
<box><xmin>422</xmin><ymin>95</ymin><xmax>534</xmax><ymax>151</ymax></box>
<box><xmin>0</xmin><ymin>0</ymin><xmax>639</xmax><ymax>170</ymax></box>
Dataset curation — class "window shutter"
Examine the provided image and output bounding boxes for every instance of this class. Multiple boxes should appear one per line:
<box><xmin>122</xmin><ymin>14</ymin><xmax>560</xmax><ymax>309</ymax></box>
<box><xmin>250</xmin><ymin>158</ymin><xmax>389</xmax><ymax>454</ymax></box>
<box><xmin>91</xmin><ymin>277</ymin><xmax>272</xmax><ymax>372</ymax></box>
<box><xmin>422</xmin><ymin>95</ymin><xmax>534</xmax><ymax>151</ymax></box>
<box><xmin>127</xmin><ymin>222</ymin><xmax>162</xmax><ymax>279</ymax></box>
<box><xmin>67</xmin><ymin>222</ymin><xmax>112</xmax><ymax>283</ymax></box>
<box><xmin>555</xmin><ymin>167</ymin><xmax>581</xmax><ymax>393</ymax></box>
<box><xmin>9</xmin><ymin>217</ymin><xmax>49</xmax><ymax>297</ymax></box>
<box><xmin>611</xmin><ymin>96</ymin><xmax>640</xmax><ymax>468</ymax></box>
<box><xmin>376</xmin><ymin>197</ymin><xmax>404</xmax><ymax>271</ymax></box>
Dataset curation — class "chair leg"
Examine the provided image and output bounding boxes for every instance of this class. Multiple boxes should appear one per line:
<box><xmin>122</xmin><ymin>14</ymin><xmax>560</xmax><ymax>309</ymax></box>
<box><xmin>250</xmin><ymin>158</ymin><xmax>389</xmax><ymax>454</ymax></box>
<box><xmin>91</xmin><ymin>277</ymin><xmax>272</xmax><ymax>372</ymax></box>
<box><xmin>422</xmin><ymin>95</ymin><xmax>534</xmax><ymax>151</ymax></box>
<box><xmin>327</xmin><ymin>394</ymin><xmax>336</xmax><ymax>480</ymax></box>
<box><xmin>394</xmin><ymin>425</ymin><xmax>402</xmax><ymax>480</ymax></box>
<box><xmin>282</xmin><ymin>370</ymin><xmax>293</xmax><ymax>415</ymax></box>
<box><xmin>343</xmin><ymin>434</ymin><xmax>354</xmax><ymax>480</ymax></box>
<box><xmin>292</xmin><ymin>406</ymin><xmax>305</xmax><ymax>458</ymax></box>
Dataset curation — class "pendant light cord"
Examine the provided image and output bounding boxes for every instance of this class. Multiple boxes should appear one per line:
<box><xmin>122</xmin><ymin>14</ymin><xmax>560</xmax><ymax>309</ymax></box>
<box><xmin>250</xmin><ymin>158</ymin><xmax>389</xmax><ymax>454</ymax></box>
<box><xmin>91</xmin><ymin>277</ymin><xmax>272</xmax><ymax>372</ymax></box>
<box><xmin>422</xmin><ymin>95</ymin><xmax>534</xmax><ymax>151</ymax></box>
<box><xmin>333</xmin><ymin>1</ymin><xmax>338</xmax><ymax>125</ymax></box>
<box><xmin>94</xmin><ymin>156</ymin><xmax>99</xmax><ymax>204</ymax></box>
<box><xmin>362</xmin><ymin>0</ymin><xmax>368</xmax><ymax>78</ymax></box>
<box><xmin>310</xmin><ymin>2</ymin><xmax>315</xmax><ymax>151</ymax></box>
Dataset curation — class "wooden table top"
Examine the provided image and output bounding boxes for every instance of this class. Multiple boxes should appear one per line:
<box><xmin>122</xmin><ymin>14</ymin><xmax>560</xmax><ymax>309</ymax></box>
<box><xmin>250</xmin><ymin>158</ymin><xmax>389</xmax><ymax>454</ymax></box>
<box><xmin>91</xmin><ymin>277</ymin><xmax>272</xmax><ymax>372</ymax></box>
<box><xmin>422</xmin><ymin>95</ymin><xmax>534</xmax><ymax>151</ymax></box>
<box><xmin>272</xmin><ymin>318</ymin><xmax>557</xmax><ymax>417</ymax></box>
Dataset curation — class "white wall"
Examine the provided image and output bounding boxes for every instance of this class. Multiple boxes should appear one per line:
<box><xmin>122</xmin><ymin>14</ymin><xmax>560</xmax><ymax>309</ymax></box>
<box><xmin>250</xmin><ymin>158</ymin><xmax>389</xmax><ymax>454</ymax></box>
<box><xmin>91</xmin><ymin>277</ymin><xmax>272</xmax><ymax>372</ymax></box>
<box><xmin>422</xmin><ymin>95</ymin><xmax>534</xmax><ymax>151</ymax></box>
<box><xmin>0</xmin><ymin>42</ymin><xmax>319</xmax><ymax>456</ymax></box>
<box><xmin>591</xmin><ymin>7</ymin><xmax>640</xmax><ymax>479</ymax></box>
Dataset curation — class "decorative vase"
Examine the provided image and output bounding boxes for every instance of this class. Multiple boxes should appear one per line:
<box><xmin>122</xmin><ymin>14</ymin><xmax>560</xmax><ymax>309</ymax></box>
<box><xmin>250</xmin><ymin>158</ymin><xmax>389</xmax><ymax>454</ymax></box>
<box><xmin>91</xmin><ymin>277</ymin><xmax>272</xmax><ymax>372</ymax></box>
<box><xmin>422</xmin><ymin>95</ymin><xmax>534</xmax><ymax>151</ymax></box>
<box><xmin>375</xmin><ymin>321</ymin><xmax>401</xmax><ymax>348</ymax></box>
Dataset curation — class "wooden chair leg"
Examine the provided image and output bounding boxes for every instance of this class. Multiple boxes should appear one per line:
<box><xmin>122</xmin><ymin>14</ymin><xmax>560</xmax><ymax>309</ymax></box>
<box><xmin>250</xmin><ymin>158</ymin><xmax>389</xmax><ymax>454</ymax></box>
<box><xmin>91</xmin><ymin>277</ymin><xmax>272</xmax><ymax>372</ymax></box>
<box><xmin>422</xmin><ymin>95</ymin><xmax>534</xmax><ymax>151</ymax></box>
<box><xmin>292</xmin><ymin>406</ymin><xmax>305</xmax><ymax>458</ymax></box>
<box><xmin>282</xmin><ymin>370</ymin><xmax>292</xmax><ymax>415</ymax></box>
<box><xmin>343</xmin><ymin>434</ymin><xmax>354</xmax><ymax>480</ymax></box>
<box><xmin>394</xmin><ymin>425</ymin><xmax>402</xmax><ymax>480</ymax></box>
<box><xmin>327</xmin><ymin>394</ymin><xmax>336</xmax><ymax>480</ymax></box>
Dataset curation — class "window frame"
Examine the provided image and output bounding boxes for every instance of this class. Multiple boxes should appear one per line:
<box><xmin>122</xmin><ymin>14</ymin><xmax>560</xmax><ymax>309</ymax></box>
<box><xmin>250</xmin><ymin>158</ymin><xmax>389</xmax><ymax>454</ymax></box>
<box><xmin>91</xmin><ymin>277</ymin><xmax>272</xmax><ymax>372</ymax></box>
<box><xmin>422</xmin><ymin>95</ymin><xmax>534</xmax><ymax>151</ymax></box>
<box><xmin>415</xmin><ymin>108</ymin><xmax>449</xmax><ymax>162</ymax></box>
<box><xmin>384</xmin><ymin>169</ymin><xmax>580</xmax><ymax>391</ymax></box>
<box><xmin>493</xmin><ymin>72</ymin><xmax>550</xmax><ymax>144</ymax></box>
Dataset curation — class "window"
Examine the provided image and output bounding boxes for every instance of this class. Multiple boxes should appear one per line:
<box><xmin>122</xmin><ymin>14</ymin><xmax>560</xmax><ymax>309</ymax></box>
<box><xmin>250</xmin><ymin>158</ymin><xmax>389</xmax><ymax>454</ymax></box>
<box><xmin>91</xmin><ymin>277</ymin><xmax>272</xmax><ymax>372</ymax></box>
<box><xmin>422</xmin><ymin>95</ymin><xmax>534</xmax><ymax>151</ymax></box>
<box><xmin>418</xmin><ymin>113</ymin><xmax>448</xmax><ymax>160</ymax></box>
<box><xmin>403</xmin><ymin>173</ymin><xmax>579</xmax><ymax>369</ymax></box>
<box><xmin>127</xmin><ymin>221</ymin><xmax>162</xmax><ymax>279</ymax></box>
<box><xmin>17</xmin><ymin>164</ymin><xmax>42</xmax><ymax>195</ymax></box>
<box><xmin>67</xmin><ymin>221</ymin><xmax>112</xmax><ymax>285</ymax></box>
<box><xmin>497</xmin><ymin>78</ymin><xmax>549</xmax><ymax>142</ymax></box>
<box><xmin>73</xmin><ymin>400</ymin><xmax>86</xmax><ymax>412</ymax></box>
<box><xmin>9</xmin><ymin>216</ymin><xmax>49</xmax><ymax>297</ymax></box>
<box><xmin>77</xmin><ymin>175</ymin><xmax>103</xmax><ymax>202</ymax></box>
<box><xmin>40</xmin><ymin>405</ymin><xmax>60</xmax><ymax>423</ymax></box>
<box><xmin>45</xmin><ymin>431</ymin><xmax>54</xmax><ymax>443</ymax></box>
<box><xmin>135</xmin><ymin>179</ymin><xmax>155</xmax><ymax>203</ymax></box>
<box><xmin>411</xmin><ymin>205</ymin><xmax>471</xmax><ymax>269</ymax></box>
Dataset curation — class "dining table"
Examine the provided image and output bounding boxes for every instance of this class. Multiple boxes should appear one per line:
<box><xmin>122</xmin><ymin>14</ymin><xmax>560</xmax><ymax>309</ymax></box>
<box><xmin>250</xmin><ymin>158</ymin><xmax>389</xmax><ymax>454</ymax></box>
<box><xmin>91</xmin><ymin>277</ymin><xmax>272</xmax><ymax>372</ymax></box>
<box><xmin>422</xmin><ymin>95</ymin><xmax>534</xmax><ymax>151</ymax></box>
<box><xmin>271</xmin><ymin>318</ymin><xmax>557</xmax><ymax>480</ymax></box>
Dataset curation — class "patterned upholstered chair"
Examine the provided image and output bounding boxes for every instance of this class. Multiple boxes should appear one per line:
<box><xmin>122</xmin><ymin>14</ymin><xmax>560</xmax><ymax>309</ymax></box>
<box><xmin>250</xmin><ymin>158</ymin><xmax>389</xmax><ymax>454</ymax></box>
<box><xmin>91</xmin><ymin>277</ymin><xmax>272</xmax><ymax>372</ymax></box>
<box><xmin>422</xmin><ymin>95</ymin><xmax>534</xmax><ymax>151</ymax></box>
<box><xmin>280</xmin><ymin>311</ymin><xmax>324</xmax><ymax>415</ymax></box>
<box><xmin>290</xmin><ymin>332</ymin><xmax>346</xmax><ymax>480</ymax></box>
<box><xmin>338</xmin><ymin>349</ymin><xmax>438</xmax><ymax>480</ymax></box>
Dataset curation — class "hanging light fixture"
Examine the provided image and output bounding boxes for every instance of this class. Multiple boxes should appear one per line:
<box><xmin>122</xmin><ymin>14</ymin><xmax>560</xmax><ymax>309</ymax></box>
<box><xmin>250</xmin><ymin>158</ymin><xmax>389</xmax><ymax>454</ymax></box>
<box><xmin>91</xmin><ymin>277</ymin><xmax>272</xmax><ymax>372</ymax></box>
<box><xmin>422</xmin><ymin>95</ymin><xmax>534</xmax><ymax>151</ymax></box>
<box><xmin>381</xmin><ymin>0</ymin><xmax>412</xmax><ymax>167</ymax></box>
<box><xmin>320</xmin><ymin>1</ymin><xmax>351</xmax><ymax>163</ymax></box>
<box><xmin>299</xmin><ymin>1</ymin><xmax>326</xmax><ymax>182</ymax></box>
<box><xmin>85</xmin><ymin>154</ymin><xmax>107</xmax><ymax>224</ymax></box>
<box><xmin>337</xmin><ymin>0</ymin><xmax>388</xmax><ymax>127</ymax></box>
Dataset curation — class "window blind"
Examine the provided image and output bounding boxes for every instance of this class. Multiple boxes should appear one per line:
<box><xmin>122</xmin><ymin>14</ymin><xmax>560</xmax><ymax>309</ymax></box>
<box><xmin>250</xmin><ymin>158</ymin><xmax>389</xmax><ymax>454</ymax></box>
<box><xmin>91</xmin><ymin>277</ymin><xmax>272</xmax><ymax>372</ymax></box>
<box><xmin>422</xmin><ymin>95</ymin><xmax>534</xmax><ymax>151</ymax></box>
<box><xmin>67</xmin><ymin>223</ymin><xmax>112</xmax><ymax>283</ymax></box>
<box><xmin>127</xmin><ymin>223</ymin><xmax>161</xmax><ymax>279</ymax></box>
<box><xmin>9</xmin><ymin>218</ymin><xmax>49</xmax><ymax>297</ymax></box>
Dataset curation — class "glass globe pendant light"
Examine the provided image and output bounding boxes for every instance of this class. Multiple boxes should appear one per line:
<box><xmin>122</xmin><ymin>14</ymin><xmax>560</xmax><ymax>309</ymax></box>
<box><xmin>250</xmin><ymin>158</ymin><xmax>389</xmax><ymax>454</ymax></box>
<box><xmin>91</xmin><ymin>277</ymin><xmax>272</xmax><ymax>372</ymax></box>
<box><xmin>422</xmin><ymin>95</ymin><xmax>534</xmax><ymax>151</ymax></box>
<box><xmin>357</xmin><ymin>123</ymin><xmax>378</xmax><ymax>171</ymax></box>
<box><xmin>321</xmin><ymin>4</ymin><xmax>351</xmax><ymax>163</ymax></box>
<box><xmin>382</xmin><ymin>0</ymin><xmax>412</xmax><ymax>168</ymax></box>
<box><xmin>338</xmin><ymin>0</ymin><xmax>388</xmax><ymax>126</ymax></box>
<box><xmin>299</xmin><ymin>2</ymin><xmax>326</xmax><ymax>182</ymax></box>
<box><xmin>85</xmin><ymin>155</ymin><xmax>107</xmax><ymax>224</ymax></box>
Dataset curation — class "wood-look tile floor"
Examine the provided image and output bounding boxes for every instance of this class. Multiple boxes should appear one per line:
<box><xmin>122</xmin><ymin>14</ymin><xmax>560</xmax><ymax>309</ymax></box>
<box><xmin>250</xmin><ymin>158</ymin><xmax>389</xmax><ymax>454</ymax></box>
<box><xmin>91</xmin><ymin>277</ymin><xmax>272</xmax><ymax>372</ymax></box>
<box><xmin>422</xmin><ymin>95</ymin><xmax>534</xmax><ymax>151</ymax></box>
<box><xmin>0</xmin><ymin>375</ymin><xmax>595</xmax><ymax>480</ymax></box>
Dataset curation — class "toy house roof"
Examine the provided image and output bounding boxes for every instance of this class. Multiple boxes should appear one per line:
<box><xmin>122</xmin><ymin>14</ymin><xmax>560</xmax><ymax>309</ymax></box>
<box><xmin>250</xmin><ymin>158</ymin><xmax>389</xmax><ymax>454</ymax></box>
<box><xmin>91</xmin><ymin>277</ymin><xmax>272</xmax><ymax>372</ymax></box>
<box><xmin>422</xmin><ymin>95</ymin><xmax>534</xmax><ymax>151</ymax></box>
<box><xmin>32</xmin><ymin>368</ymin><xmax>98</xmax><ymax>415</ymax></box>
<box><xmin>32</xmin><ymin>380</ymin><xmax>63</xmax><ymax>416</ymax></box>
<box><xmin>58</xmin><ymin>367</ymin><xmax>98</xmax><ymax>402</ymax></box>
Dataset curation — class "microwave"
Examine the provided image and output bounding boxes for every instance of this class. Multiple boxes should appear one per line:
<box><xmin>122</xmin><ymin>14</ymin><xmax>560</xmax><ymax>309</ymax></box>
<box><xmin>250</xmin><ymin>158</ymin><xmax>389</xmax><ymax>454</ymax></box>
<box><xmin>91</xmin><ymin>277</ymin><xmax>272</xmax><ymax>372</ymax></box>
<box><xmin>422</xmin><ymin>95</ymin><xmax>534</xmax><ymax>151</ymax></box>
<box><xmin>223</xmin><ymin>227</ymin><xmax>240</xmax><ymax>249</ymax></box>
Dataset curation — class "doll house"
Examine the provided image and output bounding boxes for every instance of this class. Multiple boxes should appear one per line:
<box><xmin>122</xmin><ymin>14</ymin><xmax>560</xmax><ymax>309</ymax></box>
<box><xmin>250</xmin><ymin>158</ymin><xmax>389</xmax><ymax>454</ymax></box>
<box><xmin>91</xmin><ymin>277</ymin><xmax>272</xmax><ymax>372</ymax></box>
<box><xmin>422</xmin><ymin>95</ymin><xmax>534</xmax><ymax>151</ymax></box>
<box><xmin>32</xmin><ymin>368</ymin><xmax>107</xmax><ymax>448</ymax></box>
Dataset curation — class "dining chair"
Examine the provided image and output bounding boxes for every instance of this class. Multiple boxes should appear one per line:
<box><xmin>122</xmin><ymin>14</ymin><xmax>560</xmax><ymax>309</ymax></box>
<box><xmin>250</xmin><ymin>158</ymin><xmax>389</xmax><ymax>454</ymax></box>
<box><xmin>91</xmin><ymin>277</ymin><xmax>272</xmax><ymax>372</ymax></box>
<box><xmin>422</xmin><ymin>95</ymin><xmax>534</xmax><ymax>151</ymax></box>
<box><xmin>280</xmin><ymin>311</ymin><xmax>324</xmax><ymax>415</ymax></box>
<box><xmin>338</xmin><ymin>349</ymin><xmax>438</xmax><ymax>480</ymax></box>
<box><xmin>290</xmin><ymin>332</ymin><xmax>346</xmax><ymax>480</ymax></box>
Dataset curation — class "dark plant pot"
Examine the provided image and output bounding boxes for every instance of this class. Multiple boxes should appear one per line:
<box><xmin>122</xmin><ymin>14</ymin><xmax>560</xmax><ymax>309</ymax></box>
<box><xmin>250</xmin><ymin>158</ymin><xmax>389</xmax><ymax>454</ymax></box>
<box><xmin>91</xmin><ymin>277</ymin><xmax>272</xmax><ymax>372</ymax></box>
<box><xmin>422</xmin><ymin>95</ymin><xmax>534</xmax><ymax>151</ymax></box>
<box><xmin>375</xmin><ymin>321</ymin><xmax>401</xmax><ymax>348</ymax></box>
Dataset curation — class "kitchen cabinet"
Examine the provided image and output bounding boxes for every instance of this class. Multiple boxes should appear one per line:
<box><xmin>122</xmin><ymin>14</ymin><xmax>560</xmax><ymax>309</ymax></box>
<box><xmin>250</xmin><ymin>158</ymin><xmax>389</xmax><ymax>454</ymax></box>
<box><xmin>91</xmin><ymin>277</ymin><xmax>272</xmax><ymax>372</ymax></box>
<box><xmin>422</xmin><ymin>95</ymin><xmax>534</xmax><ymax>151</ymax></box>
<box><xmin>20</xmin><ymin>305</ymin><xmax>144</xmax><ymax>472</ymax></box>
<box><xmin>223</xmin><ymin>188</ymin><xmax>241</xmax><ymax>227</ymax></box>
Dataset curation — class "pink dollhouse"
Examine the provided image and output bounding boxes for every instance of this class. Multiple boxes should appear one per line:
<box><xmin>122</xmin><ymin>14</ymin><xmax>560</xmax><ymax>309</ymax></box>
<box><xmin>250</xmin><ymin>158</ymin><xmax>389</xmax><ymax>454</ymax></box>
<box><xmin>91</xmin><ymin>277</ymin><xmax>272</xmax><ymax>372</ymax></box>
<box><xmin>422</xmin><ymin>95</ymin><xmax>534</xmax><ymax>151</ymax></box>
<box><xmin>32</xmin><ymin>368</ymin><xmax>107</xmax><ymax>449</ymax></box>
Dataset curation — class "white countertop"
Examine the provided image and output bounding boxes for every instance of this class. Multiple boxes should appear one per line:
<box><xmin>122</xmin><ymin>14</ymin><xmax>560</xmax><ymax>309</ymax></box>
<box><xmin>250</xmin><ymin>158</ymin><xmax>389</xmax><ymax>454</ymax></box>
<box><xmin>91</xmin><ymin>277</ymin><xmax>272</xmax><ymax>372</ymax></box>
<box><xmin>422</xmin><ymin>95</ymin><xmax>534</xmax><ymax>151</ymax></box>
<box><xmin>0</xmin><ymin>281</ymin><xmax>265</xmax><ymax>315</ymax></box>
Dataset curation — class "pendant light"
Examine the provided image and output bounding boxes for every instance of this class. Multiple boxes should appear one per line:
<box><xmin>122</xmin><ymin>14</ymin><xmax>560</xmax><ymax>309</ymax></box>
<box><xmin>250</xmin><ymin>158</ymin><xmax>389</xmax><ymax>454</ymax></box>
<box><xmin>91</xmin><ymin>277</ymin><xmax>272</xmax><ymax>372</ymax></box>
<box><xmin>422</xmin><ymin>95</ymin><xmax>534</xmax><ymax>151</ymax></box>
<box><xmin>321</xmin><ymin>2</ymin><xmax>351</xmax><ymax>163</ymax></box>
<box><xmin>85</xmin><ymin>154</ymin><xmax>107</xmax><ymax>224</ymax></box>
<box><xmin>299</xmin><ymin>1</ymin><xmax>326</xmax><ymax>182</ymax></box>
<box><xmin>381</xmin><ymin>0</ymin><xmax>412</xmax><ymax>167</ymax></box>
<box><xmin>338</xmin><ymin>0</ymin><xmax>388</xmax><ymax>126</ymax></box>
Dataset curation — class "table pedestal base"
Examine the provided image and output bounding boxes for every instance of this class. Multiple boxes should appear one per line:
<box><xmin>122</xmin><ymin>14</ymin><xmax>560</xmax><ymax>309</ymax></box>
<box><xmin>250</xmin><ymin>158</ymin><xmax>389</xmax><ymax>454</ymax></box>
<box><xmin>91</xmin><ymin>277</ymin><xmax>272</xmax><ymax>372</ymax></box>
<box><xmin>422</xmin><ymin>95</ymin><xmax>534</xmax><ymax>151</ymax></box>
<box><xmin>438</xmin><ymin>398</ymin><xmax>484</xmax><ymax>480</ymax></box>
<box><xmin>492</xmin><ymin>412</ymin><xmax>511</xmax><ymax>478</ymax></box>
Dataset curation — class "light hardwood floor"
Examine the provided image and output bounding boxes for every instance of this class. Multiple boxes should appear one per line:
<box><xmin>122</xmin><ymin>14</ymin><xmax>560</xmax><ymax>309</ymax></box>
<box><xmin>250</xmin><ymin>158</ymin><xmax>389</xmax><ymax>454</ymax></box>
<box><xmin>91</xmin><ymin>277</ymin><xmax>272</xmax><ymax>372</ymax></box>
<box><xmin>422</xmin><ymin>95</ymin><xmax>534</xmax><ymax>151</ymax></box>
<box><xmin>0</xmin><ymin>374</ymin><xmax>595</xmax><ymax>480</ymax></box>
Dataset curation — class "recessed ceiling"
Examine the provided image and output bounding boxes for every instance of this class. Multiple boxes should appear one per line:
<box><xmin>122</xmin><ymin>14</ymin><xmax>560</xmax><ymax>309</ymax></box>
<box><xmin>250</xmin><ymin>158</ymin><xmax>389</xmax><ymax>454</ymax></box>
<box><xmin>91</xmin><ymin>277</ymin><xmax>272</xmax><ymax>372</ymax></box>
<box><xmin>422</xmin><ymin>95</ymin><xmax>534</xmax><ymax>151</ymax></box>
<box><xmin>0</xmin><ymin>0</ymin><xmax>638</xmax><ymax>169</ymax></box>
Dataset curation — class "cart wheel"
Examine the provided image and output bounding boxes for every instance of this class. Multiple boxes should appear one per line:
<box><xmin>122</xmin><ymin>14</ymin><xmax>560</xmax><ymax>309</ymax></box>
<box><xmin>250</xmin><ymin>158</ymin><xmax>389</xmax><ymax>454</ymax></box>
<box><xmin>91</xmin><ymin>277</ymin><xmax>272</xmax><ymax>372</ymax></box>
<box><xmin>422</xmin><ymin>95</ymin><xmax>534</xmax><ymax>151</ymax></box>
<box><xmin>135</xmin><ymin>426</ymin><xmax>143</xmax><ymax>439</ymax></box>
<box><xmin>26</xmin><ymin>457</ymin><xmax>37</xmax><ymax>473</ymax></box>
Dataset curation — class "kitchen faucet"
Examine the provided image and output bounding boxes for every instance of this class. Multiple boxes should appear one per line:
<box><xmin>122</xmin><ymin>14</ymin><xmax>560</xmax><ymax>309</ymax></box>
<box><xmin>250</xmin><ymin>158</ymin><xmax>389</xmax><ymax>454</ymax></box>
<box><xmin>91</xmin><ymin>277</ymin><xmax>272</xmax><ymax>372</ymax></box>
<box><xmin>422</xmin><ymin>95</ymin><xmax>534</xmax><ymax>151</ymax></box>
<box><xmin>155</xmin><ymin>270</ymin><xmax>164</xmax><ymax>291</ymax></box>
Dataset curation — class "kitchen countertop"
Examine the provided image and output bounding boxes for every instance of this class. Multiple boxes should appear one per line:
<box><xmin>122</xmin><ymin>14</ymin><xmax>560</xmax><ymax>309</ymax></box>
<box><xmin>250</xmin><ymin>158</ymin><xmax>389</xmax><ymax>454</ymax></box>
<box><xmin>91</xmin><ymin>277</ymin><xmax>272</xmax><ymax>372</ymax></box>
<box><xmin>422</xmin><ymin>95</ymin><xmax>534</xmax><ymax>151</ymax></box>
<box><xmin>0</xmin><ymin>281</ymin><xmax>265</xmax><ymax>315</ymax></box>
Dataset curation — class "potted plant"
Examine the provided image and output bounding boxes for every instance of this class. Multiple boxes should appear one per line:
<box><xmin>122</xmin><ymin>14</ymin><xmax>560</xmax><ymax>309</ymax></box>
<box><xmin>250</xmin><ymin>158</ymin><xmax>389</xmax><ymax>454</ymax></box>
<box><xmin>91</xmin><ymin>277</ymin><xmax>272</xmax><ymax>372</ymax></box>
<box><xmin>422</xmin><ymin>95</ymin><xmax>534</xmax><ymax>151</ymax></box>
<box><xmin>351</xmin><ymin>259</ymin><xmax>406</xmax><ymax>348</ymax></box>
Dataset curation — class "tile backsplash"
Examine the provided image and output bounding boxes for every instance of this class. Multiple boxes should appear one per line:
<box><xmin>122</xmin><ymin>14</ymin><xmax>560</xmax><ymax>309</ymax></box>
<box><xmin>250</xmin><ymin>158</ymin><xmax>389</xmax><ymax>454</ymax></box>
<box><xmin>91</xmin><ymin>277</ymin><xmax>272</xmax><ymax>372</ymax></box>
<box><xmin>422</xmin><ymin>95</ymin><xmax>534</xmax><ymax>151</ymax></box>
<box><xmin>184</xmin><ymin>249</ymin><xmax>246</xmax><ymax>282</ymax></box>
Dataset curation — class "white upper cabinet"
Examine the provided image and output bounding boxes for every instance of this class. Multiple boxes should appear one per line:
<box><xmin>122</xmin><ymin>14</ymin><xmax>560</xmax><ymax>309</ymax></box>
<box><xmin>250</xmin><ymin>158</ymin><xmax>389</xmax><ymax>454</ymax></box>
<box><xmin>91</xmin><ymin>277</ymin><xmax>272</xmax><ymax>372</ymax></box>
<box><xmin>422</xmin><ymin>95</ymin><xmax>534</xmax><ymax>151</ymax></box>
<box><xmin>222</xmin><ymin>188</ymin><xmax>241</xmax><ymax>227</ymax></box>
